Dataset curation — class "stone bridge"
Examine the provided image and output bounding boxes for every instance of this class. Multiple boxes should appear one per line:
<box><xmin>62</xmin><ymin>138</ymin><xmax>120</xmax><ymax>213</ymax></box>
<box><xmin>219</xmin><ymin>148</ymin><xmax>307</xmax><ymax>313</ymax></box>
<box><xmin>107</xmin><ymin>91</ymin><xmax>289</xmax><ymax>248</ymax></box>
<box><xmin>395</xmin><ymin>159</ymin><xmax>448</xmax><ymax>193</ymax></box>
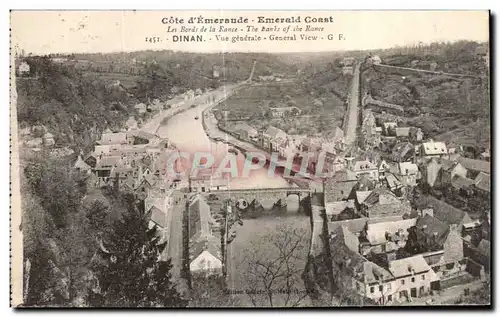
<box><xmin>213</xmin><ymin>187</ymin><xmax>313</xmax><ymax>209</ymax></box>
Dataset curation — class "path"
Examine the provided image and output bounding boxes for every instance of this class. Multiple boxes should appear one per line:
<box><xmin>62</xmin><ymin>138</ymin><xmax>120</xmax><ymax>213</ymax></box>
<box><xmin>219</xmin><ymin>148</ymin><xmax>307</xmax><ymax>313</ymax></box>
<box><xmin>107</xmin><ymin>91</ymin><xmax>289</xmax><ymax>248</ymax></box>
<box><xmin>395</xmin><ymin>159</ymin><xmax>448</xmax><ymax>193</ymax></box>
<box><xmin>343</xmin><ymin>63</ymin><xmax>361</xmax><ymax>145</ymax></box>
<box><xmin>164</xmin><ymin>191</ymin><xmax>188</xmax><ymax>295</ymax></box>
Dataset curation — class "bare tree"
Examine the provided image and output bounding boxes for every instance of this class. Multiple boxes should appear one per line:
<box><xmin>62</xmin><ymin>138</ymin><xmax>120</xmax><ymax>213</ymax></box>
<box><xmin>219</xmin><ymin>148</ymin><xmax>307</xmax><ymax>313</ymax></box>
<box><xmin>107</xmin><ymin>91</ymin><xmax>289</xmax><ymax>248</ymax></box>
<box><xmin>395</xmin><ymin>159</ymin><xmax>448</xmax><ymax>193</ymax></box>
<box><xmin>240</xmin><ymin>224</ymin><xmax>310</xmax><ymax>307</ymax></box>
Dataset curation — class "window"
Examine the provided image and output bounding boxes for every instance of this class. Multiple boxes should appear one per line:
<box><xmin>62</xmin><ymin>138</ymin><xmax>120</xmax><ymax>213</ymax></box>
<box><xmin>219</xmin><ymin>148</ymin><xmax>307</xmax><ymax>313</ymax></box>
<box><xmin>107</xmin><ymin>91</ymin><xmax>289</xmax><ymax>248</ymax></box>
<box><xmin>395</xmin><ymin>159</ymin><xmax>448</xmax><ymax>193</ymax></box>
<box><xmin>388</xmin><ymin>295</ymin><xmax>393</xmax><ymax>302</ymax></box>
<box><xmin>370</xmin><ymin>287</ymin><xmax>375</xmax><ymax>293</ymax></box>
<box><xmin>401</xmin><ymin>279</ymin><xmax>405</xmax><ymax>285</ymax></box>
<box><xmin>387</xmin><ymin>283</ymin><xmax>392</xmax><ymax>291</ymax></box>
<box><xmin>379</xmin><ymin>285</ymin><xmax>383</xmax><ymax>292</ymax></box>
<box><xmin>411</xmin><ymin>277</ymin><xmax>415</xmax><ymax>283</ymax></box>
<box><xmin>422</xmin><ymin>274</ymin><xmax>425</xmax><ymax>280</ymax></box>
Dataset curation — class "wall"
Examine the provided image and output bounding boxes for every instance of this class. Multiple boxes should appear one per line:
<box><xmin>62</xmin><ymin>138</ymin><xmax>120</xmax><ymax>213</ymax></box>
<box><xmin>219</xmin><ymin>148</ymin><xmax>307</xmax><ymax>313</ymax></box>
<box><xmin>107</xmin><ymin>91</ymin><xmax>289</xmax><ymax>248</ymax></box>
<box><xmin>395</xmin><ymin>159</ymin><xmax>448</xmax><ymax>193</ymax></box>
<box><xmin>364</xmin><ymin>273</ymin><xmax>431</xmax><ymax>303</ymax></box>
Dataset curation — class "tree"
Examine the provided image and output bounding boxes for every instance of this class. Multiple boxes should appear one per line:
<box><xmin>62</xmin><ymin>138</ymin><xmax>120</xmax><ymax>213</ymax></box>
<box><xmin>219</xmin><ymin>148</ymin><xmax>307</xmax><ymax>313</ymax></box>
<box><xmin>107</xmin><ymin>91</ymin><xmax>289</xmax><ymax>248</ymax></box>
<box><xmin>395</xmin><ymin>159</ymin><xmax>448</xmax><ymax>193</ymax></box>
<box><xmin>24</xmin><ymin>157</ymin><xmax>83</xmax><ymax>228</ymax></box>
<box><xmin>90</xmin><ymin>196</ymin><xmax>187</xmax><ymax>307</ymax></box>
<box><xmin>240</xmin><ymin>224</ymin><xmax>309</xmax><ymax>307</ymax></box>
<box><xmin>188</xmin><ymin>275</ymin><xmax>240</xmax><ymax>307</ymax></box>
<box><xmin>21</xmin><ymin>162</ymin><xmax>92</xmax><ymax>307</ymax></box>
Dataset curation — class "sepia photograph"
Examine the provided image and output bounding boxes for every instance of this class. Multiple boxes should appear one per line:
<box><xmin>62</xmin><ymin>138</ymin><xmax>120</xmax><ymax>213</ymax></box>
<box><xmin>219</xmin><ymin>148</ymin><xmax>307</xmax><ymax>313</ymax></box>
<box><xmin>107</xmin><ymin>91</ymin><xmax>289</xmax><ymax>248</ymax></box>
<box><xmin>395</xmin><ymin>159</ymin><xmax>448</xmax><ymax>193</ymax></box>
<box><xmin>9</xmin><ymin>10</ymin><xmax>491</xmax><ymax>308</ymax></box>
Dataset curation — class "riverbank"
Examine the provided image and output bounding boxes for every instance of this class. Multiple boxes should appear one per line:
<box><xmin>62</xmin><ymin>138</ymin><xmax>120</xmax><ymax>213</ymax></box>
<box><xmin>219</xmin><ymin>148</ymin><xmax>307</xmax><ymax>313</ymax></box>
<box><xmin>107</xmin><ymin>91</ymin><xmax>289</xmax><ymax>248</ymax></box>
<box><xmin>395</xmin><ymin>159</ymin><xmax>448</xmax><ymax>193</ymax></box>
<box><xmin>140</xmin><ymin>82</ymin><xmax>244</xmax><ymax>135</ymax></box>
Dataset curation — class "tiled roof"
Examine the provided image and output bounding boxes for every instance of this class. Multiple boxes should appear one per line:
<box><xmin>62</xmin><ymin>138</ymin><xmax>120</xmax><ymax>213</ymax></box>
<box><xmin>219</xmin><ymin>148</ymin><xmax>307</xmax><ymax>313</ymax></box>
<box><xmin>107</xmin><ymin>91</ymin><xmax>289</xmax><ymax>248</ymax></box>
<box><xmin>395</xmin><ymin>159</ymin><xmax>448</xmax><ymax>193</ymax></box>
<box><xmin>357</xmin><ymin>175</ymin><xmax>375</xmax><ymax>190</ymax></box>
<box><xmin>395</xmin><ymin>127</ymin><xmax>410</xmax><ymax>137</ymax></box>
<box><xmin>324</xmin><ymin>179</ymin><xmax>357</xmax><ymax>203</ymax></box>
<box><xmin>328</xmin><ymin>226</ymin><xmax>368</xmax><ymax>274</ymax></box>
<box><xmin>189</xmin><ymin>195</ymin><xmax>213</xmax><ymax>238</ymax></box>
<box><xmin>415</xmin><ymin>196</ymin><xmax>469</xmax><ymax>226</ymax></box>
<box><xmin>190</xmin><ymin>235</ymin><xmax>222</xmax><ymax>262</ymax></box>
<box><xmin>392</xmin><ymin>142</ymin><xmax>414</xmax><ymax>160</ymax></box>
<box><xmin>355</xmin><ymin>191</ymin><xmax>372</xmax><ymax>205</ymax></box>
<box><xmin>451</xmin><ymin>175</ymin><xmax>475</xmax><ymax>190</ymax></box>
<box><xmin>95</xmin><ymin>156</ymin><xmax>122</xmax><ymax>169</ymax></box>
<box><xmin>477</xmin><ymin>239</ymin><xmax>490</xmax><ymax>258</ymax></box>
<box><xmin>362</xmin><ymin>187</ymin><xmax>396</xmax><ymax>206</ymax></box>
<box><xmin>366</xmin><ymin>218</ymin><xmax>417</xmax><ymax>245</ymax></box>
<box><xmin>74</xmin><ymin>155</ymin><xmax>91</xmax><ymax>170</ymax></box>
<box><xmin>328</xmin><ymin>225</ymin><xmax>394</xmax><ymax>284</ymax></box>
<box><xmin>327</xmin><ymin>215</ymin><xmax>403</xmax><ymax>234</ymax></box>
<box><xmin>386</xmin><ymin>173</ymin><xmax>402</xmax><ymax>189</ymax></box>
<box><xmin>415</xmin><ymin>214</ymin><xmax>450</xmax><ymax>246</ymax></box>
<box><xmin>148</xmin><ymin>206</ymin><xmax>168</xmax><ymax>228</ymax></box>
<box><xmin>457</xmin><ymin>157</ymin><xmax>490</xmax><ymax>174</ymax></box>
<box><xmin>399</xmin><ymin>162</ymin><xmax>419</xmax><ymax>175</ymax></box>
<box><xmin>378</xmin><ymin>160</ymin><xmax>389</xmax><ymax>170</ymax></box>
<box><xmin>363</xmin><ymin>261</ymin><xmax>393</xmax><ymax>284</ymax></box>
<box><xmin>264</xmin><ymin>126</ymin><xmax>287</xmax><ymax>140</ymax></box>
<box><xmin>474</xmin><ymin>172</ymin><xmax>491</xmax><ymax>192</ymax></box>
<box><xmin>422</xmin><ymin>140</ymin><xmax>447</xmax><ymax>156</ymax></box>
<box><xmin>440</xmin><ymin>159</ymin><xmax>457</xmax><ymax>172</ymax></box>
<box><xmin>353</xmin><ymin>160</ymin><xmax>376</xmax><ymax>172</ymax></box>
<box><xmin>388</xmin><ymin>255</ymin><xmax>431</xmax><ymax>277</ymax></box>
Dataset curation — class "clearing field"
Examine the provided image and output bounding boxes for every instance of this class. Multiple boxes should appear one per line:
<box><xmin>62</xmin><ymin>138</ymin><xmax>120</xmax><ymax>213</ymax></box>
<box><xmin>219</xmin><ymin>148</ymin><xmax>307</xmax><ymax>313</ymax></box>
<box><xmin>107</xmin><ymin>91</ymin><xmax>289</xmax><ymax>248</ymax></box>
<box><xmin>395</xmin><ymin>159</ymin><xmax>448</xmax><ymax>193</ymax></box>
<box><xmin>217</xmin><ymin>81</ymin><xmax>346</xmax><ymax>137</ymax></box>
<box><xmin>226</xmin><ymin>214</ymin><xmax>312</xmax><ymax>307</ymax></box>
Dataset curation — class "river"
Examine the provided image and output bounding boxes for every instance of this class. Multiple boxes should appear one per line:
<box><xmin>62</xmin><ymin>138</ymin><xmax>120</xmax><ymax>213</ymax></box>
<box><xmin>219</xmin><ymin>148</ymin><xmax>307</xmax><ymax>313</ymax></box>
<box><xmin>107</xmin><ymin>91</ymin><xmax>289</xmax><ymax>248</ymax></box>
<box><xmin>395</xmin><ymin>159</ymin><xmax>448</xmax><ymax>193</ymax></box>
<box><xmin>155</xmin><ymin>94</ymin><xmax>289</xmax><ymax>189</ymax></box>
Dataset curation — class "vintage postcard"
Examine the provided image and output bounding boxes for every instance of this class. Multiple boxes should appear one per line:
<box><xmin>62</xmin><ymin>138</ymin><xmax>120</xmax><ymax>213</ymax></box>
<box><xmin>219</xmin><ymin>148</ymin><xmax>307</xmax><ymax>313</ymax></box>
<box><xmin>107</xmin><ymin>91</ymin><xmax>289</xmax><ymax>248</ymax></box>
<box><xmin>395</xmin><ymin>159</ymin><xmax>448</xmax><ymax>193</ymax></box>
<box><xmin>10</xmin><ymin>10</ymin><xmax>491</xmax><ymax>308</ymax></box>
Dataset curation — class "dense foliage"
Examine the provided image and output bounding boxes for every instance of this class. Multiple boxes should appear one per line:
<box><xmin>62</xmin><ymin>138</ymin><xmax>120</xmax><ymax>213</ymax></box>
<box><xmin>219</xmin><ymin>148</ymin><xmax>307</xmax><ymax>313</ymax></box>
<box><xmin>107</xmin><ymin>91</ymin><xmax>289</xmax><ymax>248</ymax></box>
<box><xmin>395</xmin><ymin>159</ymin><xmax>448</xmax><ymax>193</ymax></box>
<box><xmin>89</xmin><ymin>198</ymin><xmax>187</xmax><ymax>307</ymax></box>
<box><xmin>21</xmin><ymin>155</ymin><xmax>185</xmax><ymax>307</ymax></box>
<box><xmin>362</xmin><ymin>40</ymin><xmax>490</xmax><ymax>147</ymax></box>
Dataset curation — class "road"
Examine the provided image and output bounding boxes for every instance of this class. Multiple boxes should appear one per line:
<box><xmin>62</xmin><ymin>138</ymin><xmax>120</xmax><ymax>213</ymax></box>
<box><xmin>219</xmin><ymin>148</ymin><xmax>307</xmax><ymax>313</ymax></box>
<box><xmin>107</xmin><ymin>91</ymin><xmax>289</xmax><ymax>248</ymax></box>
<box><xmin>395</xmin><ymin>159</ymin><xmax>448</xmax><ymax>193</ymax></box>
<box><xmin>343</xmin><ymin>63</ymin><xmax>361</xmax><ymax>145</ymax></box>
<box><xmin>164</xmin><ymin>192</ymin><xmax>188</xmax><ymax>295</ymax></box>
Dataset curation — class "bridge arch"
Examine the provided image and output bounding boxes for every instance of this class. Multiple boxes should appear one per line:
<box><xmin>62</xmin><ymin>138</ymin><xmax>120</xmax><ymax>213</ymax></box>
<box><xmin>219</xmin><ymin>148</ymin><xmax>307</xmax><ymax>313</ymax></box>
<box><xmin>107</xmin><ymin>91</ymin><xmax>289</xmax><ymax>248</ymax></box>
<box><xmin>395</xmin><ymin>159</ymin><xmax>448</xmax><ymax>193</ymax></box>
<box><xmin>286</xmin><ymin>194</ymin><xmax>300</xmax><ymax>213</ymax></box>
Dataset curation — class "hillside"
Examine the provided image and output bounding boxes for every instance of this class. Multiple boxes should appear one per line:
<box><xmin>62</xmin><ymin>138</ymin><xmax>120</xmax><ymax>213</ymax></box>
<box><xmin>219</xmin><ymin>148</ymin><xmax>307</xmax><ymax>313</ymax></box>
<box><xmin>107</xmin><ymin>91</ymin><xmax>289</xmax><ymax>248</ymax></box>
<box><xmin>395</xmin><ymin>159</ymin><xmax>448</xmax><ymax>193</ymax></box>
<box><xmin>15</xmin><ymin>52</ymin><xmax>295</xmax><ymax>152</ymax></box>
<box><xmin>17</xmin><ymin>57</ymin><xmax>137</xmax><ymax>153</ymax></box>
<box><xmin>361</xmin><ymin>41</ymin><xmax>490</xmax><ymax>148</ymax></box>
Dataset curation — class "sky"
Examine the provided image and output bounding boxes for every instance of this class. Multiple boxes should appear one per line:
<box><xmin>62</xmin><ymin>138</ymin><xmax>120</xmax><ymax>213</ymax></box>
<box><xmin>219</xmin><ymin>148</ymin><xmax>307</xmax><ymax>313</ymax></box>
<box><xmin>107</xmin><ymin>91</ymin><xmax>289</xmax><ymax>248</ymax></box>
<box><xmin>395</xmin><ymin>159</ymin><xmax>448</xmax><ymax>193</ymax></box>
<box><xmin>10</xmin><ymin>10</ymin><xmax>489</xmax><ymax>55</ymax></box>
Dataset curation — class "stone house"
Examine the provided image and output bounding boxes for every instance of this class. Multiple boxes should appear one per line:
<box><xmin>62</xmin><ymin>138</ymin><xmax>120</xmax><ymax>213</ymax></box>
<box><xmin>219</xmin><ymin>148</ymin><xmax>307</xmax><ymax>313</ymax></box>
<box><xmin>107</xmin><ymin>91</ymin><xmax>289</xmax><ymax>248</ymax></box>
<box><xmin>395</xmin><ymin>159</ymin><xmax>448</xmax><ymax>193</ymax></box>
<box><xmin>397</xmin><ymin>162</ymin><xmax>419</xmax><ymax>186</ymax></box>
<box><xmin>18</xmin><ymin>61</ymin><xmax>30</xmax><ymax>76</ymax></box>
<box><xmin>328</xmin><ymin>224</ymin><xmax>438</xmax><ymax>305</ymax></box>
<box><xmin>420</xmin><ymin>140</ymin><xmax>448</xmax><ymax>160</ymax></box>
<box><xmin>352</xmin><ymin>160</ymin><xmax>379</xmax><ymax>180</ymax></box>
<box><xmin>262</xmin><ymin>126</ymin><xmax>288</xmax><ymax>153</ymax></box>
<box><xmin>357</xmin><ymin>188</ymin><xmax>411</xmax><ymax>218</ymax></box>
